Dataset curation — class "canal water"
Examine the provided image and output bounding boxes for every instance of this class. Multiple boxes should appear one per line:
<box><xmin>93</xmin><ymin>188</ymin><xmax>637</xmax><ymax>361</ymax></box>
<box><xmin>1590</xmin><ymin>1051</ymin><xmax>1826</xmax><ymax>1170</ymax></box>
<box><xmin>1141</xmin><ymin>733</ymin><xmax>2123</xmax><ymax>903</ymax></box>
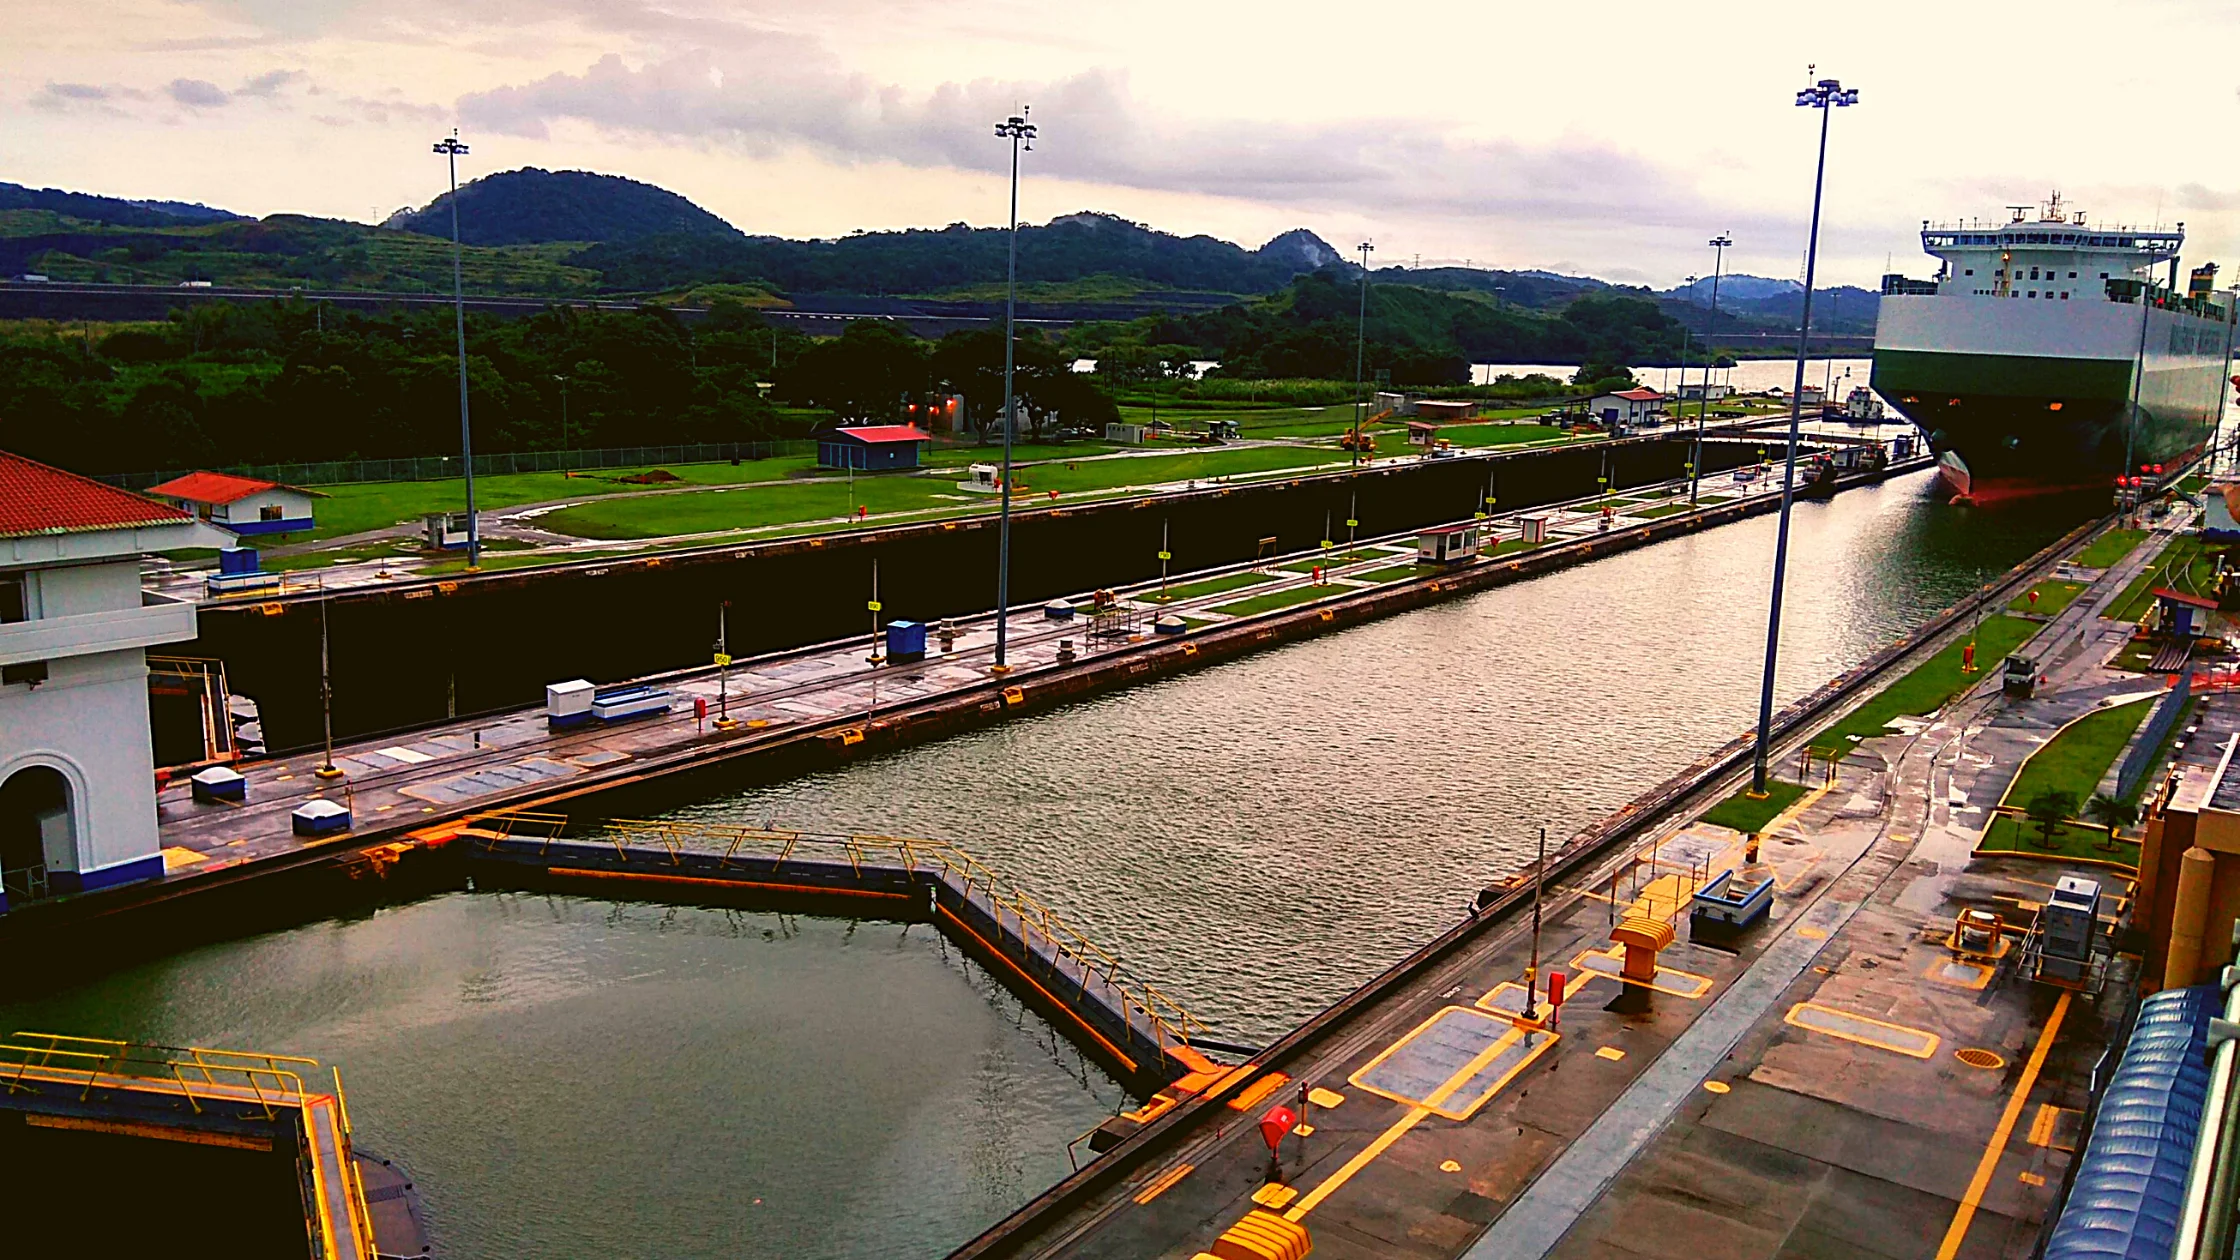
<box><xmin>670</xmin><ymin>468</ymin><xmax>2096</xmax><ymax>1046</ymax></box>
<box><xmin>0</xmin><ymin>467</ymin><xmax>2098</xmax><ymax>1258</ymax></box>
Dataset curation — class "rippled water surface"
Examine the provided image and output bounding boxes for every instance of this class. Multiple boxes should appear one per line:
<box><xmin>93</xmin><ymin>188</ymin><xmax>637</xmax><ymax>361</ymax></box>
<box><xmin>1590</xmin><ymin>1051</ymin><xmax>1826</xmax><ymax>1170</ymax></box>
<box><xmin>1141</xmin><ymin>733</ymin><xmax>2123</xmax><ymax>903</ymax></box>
<box><xmin>0</xmin><ymin>468</ymin><xmax>2097</xmax><ymax>1257</ymax></box>
<box><xmin>0</xmin><ymin>893</ymin><xmax>1126</xmax><ymax>1259</ymax></box>
<box><xmin>676</xmin><ymin>470</ymin><xmax>2095</xmax><ymax>1043</ymax></box>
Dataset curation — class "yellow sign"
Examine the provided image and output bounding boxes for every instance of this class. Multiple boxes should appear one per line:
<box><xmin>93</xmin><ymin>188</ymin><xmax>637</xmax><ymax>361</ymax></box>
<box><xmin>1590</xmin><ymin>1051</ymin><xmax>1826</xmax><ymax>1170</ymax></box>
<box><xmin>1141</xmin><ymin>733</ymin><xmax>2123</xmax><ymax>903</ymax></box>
<box><xmin>866</xmin><ymin>600</ymin><xmax>882</xmax><ymax>612</ymax></box>
<box><xmin>1345</xmin><ymin>518</ymin><xmax>1358</xmax><ymax>528</ymax></box>
<box><xmin>713</xmin><ymin>653</ymin><xmax>732</xmax><ymax>666</ymax></box>
<box><xmin>1157</xmin><ymin>551</ymin><xmax>1171</xmax><ymax>561</ymax></box>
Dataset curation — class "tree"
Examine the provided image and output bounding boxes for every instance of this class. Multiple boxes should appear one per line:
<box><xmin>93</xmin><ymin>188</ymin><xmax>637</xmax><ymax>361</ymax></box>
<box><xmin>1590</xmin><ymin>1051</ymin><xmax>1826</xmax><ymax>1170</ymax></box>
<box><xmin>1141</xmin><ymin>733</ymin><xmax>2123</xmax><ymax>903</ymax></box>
<box><xmin>2024</xmin><ymin>789</ymin><xmax>2080</xmax><ymax>849</ymax></box>
<box><xmin>774</xmin><ymin>319</ymin><xmax>929</xmax><ymax>422</ymax></box>
<box><xmin>2085</xmin><ymin>792</ymin><xmax>2140</xmax><ymax>852</ymax></box>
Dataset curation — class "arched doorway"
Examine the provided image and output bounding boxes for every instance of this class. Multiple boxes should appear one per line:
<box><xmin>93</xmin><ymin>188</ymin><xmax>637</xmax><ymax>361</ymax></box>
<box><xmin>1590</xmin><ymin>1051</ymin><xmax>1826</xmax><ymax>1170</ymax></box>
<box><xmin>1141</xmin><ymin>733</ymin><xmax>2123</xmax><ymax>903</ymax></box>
<box><xmin>0</xmin><ymin>766</ymin><xmax>73</xmax><ymax>903</ymax></box>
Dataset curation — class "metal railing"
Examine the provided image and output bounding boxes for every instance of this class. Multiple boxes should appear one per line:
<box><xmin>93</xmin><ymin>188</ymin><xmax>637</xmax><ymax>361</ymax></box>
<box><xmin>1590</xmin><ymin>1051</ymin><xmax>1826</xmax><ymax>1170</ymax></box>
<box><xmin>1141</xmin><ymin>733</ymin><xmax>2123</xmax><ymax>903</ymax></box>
<box><xmin>470</xmin><ymin>810</ymin><xmax>1211</xmax><ymax>1055</ymax></box>
<box><xmin>2177</xmin><ymin>956</ymin><xmax>2240</xmax><ymax>1259</ymax></box>
<box><xmin>0</xmin><ymin>1031</ymin><xmax>319</xmax><ymax>1119</ymax></box>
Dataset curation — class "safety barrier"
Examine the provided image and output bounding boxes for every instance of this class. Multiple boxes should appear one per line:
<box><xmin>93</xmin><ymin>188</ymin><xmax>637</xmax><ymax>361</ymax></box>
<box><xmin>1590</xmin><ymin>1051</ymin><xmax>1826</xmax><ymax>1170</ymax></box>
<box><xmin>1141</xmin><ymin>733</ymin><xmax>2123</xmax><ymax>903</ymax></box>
<box><xmin>0</xmin><ymin>1032</ymin><xmax>378</xmax><ymax>1260</ymax></box>
<box><xmin>2119</xmin><ymin>674</ymin><xmax>2193</xmax><ymax>801</ymax></box>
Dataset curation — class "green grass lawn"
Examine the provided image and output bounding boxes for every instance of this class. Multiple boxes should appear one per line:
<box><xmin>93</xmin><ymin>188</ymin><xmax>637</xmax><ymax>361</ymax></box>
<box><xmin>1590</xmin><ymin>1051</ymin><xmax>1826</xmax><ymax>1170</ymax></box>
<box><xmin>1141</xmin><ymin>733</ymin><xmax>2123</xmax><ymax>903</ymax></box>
<box><xmin>1977</xmin><ymin>814</ymin><xmax>2138</xmax><ymax>867</ymax></box>
<box><xmin>536</xmin><ymin>446</ymin><xmax>1353</xmax><ymax>541</ymax></box>
<box><xmin>2001</xmin><ymin>698</ymin><xmax>2154</xmax><ymax>809</ymax></box>
<box><xmin>1699</xmin><ymin>780</ymin><xmax>1807</xmax><ymax>834</ymax></box>
<box><xmin>2008</xmin><ymin>579</ymin><xmax>2088</xmax><ymax>617</ymax></box>
<box><xmin>1634</xmin><ymin>501</ymin><xmax>1696</xmax><ymax>519</ymax></box>
<box><xmin>1356</xmin><ymin>562</ymin><xmax>1444</xmax><ymax>583</ymax></box>
<box><xmin>1276</xmin><ymin>552</ymin><xmax>1379</xmax><ymax>573</ymax></box>
<box><xmin>1148</xmin><ymin>571</ymin><xmax>1275</xmax><ymax>603</ymax></box>
<box><xmin>1211</xmin><ymin>583</ymin><xmax>1336</xmax><ymax>617</ymax></box>
<box><xmin>2072</xmin><ymin>528</ymin><xmax>2147</xmax><ymax>569</ymax></box>
<box><xmin>1807</xmin><ymin>614</ymin><xmax>2040</xmax><ymax>755</ymax></box>
<box><xmin>2107</xmin><ymin>536</ymin><xmax>2218</xmax><ymax>622</ymax></box>
<box><xmin>304</xmin><ymin>455</ymin><xmax>821</xmax><ymax>540</ymax></box>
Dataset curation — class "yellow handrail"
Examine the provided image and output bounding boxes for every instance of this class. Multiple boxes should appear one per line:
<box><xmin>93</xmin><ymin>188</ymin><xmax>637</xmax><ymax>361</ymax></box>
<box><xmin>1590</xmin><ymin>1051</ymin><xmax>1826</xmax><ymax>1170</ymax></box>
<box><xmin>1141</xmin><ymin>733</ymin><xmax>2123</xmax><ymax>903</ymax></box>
<box><xmin>477</xmin><ymin>810</ymin><xmax>1213</xmax><ymax>1053</ymax></box>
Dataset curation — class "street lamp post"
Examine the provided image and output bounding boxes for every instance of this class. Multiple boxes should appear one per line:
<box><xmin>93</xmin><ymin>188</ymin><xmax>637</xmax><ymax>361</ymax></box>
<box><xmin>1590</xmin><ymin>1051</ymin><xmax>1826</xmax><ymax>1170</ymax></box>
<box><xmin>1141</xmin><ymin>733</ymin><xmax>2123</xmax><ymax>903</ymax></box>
<box><xmin>433</xmin><ymin>131</ymin><xmax>480</xmax><ymax>570</ymax></box>
<box><xmin>1351</xmin><ymin>242</ymin><xmax>1375</xmax><ymax>462</ymax></box>
<box><xmin>554</xmin><ymin>374</ymin><xmax>570</xmax><ymax>455</ymax></box>
<box><xmin>1692</xmin><ymin>234</ymin><xmax>1731</xmax><ymax>504</ymax></box>
<box><xmin>1748</xmin><ymin>75</ymin><xmax>1858</xmax><ymax>796</ymax></box>
<box><xmin>992</xmin><ymin>109</ymin><xmax>1036</xmax><ymax>673</ymax></box>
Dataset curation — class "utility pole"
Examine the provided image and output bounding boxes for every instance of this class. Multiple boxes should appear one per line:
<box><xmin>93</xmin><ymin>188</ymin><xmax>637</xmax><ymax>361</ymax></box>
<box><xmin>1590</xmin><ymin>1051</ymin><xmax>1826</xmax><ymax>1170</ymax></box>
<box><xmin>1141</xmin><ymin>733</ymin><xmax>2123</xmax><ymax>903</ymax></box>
<box><xmin>992</xmin><ymin>108</ymin><xmax>1037</xmax><ymax>673</ymax></box>
<box><xmin>714</xmin><ymin>601</ymin><xmax>738</xmax><ymax>730</ymax></box>
<box><xmin>554</xmin><ymin>374</ymin><xmax>570</xmax><ymax>456</ymax></box>
<box><xmin>1749</xmin><ymin>72</ymin><xmax>1858</xmax><ymax>796</ymax></box>
<box><xmin>315</xmin><ymin>577</ymin><xmax>340</xmax><ymax>779</ymax></box>
<box><xmin>1352</xmin><ymin>242</ymin><xmax>1374</xmax><ymax>464</ymax></box>
<box><xmin>1524</xmin><ymin>826</ymin><xmax>1547</xmax><ymax>1022</ymax></box>
<box><xmin>1693</xmin><ymin>235</ymin><xmax>1731</xmax><ymax>505</ymax></box>
<box><xmin>433</xmin><ymin>131</ymin><xmax>480</xmax><ymax>570</ymax></box>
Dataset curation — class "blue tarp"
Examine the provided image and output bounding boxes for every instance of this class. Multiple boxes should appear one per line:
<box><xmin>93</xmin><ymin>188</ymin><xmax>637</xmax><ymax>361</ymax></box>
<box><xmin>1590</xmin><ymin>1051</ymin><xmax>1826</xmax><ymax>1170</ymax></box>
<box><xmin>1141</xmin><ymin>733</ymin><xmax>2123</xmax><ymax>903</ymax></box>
<box><xmin>2045</xmin><ymin>985</ymin><xmax>2218</xmax><ymax>1260</ymax></box>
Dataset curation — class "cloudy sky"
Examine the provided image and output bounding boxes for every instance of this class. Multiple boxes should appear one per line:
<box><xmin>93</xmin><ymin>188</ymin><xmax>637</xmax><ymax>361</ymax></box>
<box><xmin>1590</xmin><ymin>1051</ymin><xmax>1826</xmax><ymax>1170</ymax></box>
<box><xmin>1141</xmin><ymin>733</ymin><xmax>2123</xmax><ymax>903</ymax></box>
<box><xmin>7</xmin><ymin>0</ymin><xmax>2239</xmax><ymax>288</ymax></box>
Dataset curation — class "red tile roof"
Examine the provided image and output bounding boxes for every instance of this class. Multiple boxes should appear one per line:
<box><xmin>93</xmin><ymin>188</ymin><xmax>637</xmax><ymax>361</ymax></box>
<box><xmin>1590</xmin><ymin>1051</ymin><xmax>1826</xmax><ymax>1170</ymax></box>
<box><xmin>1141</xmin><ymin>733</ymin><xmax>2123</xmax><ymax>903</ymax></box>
<box><xmin>145</xmin><ymin>470</ymin><xmax>312</xmax><ymax>505</ymax></box>
<box><xmin>0</xmin><ymin>450</ymin><xmax>190</xmax><ymax>539</ymax></box>
<box><xmin>1610</xmin><ymin>388</ymin><xmax>1662</xmax><ymax>401</ymax></box>
<box><xmin>823</xmin><ymin>426</ymin><xmax>932</xmax><ymax>444</ymax></box>
<box><xmin>2151</xmin><ymin>587</ymin><xmax>2219</xmax><ymax>610</ymax></box>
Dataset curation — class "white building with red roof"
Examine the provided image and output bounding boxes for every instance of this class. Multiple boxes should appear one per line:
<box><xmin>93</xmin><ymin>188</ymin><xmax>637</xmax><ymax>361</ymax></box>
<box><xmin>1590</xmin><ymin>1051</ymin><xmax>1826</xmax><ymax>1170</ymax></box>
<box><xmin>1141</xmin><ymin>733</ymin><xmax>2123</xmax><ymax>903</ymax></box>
<box><xmin>1</xmin><ymin>451</ymin><xmax>231</xmax><ymax>907</ymax></box>
<box><xmin>146</xmin><ymin>470</ymin><xmax>321</xmax><ymax>536</ymax></box>
<box><xmin>1589</xmin><ymin>388</ymin><xmax>1665</xmax><ymax>430</ymax></box>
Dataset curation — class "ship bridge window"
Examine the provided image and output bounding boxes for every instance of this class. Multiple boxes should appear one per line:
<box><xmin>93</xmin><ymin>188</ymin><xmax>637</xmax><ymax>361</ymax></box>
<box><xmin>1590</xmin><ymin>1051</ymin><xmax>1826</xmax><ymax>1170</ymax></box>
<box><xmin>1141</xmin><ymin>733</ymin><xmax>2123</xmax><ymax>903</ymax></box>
<box><xmin>2061</xmin><ymin>292</ymin><xmax>2070</xmax><ymax>299</ymax></box>
<box><xmin>1965</xmin><ymin>268</ymin><xmax>1974</xmax><ymax>275</ymax></box>
<box><xmin>2028</xmin><ymin>290</ymin><xmax>2038</xmax><ymax>298</ymax></box>
<box><xmin>2068</xmin><ymin>271</ymin><xmax>2077</xmax><ymax>278</ymax></box>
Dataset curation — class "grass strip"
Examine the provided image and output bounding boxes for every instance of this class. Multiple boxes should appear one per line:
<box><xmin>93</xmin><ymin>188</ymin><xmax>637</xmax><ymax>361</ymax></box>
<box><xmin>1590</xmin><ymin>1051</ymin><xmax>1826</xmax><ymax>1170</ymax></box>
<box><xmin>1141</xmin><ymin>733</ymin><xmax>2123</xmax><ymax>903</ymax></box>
<box><xmin>1149</xmin><ymin>571</ymin><xmax>1275</xmax><ymax>603</ymax></box>
<box><xmin>1356</xmin><ymin>563</ymin><xmax>1443</xmax><ymax>584</ymax></box>
<box><xmin>1977</xmin><ymin>815</ymin><xmax>2138</xmax><ymax>867</ymax></box>
<box><xmin>2071</xmin><ymin>528</ymin><xmax>2147</xmax><ymax>569</ymax></box>
<box><xmin>1276</xmin><ymin>552</ymin><xmax>1379</xmax><ymax>573</ymax></box>
<box><xmin>2001</xmin><ymin>698</ymin><xmax>2154</xmax><ymax>809</ymax></box>
<box><xmin>1807</xmin><ymin>614</ymin><xmax>2040</xmax><ymax>756</ymax></box>
<box><xmin>2007</xmin><ymin>579</ymin><xmax>2088</xmax><ymax>617</ymax></box>
<box><xmin>1699</xmin><ymin>780</ymin><xmax>1807</xmax><ymax>834</ymax></box>
<box><xmin>2106</xmin><ymin>536</ymin><xmax>2213</xmax><ymax>622</ymax></box>
<box><xmin>1211</xmin><ymin>584</ymin><xmax>1337</xmax><ymax>617</ymax></box>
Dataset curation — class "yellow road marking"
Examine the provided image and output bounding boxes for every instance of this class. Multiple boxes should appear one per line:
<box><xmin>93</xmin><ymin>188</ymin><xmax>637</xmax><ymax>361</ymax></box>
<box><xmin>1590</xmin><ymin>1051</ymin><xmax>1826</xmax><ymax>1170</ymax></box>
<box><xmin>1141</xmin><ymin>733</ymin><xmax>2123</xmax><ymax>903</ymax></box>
<box><xmin>1283</xmin><ymin>1105</ymin><xmax>1431</xmax><ymax>1221</ymax></box>
<box><xmin>1785</xmin><ymin>1002</ymin><xmax>1940</xmax><ymax>1059</ymax></box>
<box><xmin>1703</xmin><ymin>1080</ymin><xmax>1731</xmax><ymax>1094</ymax></box>
<box><xmin>2027</xmin><ymin>1104</ymin><xmax>2072</xmax><ymax>1148</ymax></box>
<box><xmin>1251</xmin><ymin>1182</ymin><xmax>1298</xmax><ymax>1209</ymax></box>
<box><xmin>1307</xmin><ymin>1087</ymin><xmax>1345</xmax><ymax>1108</ymax></box>
<box><xmin>2020</xmin><ymin>1171</ymin><xmax>2046</xmax><ymax>1187</ymax></box>
<box><xmin>1934</xmin><ymin>990</ymin><xmax>2071</xmax><ymax>1260</ymax></box>
<box><xmin>1132</xmin><ymin>1161</ymin><xmax>1194</xmax><ymax>1205</ymax></box>
<box><xmin>1596</xmin><ymin>1046</ymin><xmax>1626</xmax><ymax>1061</ymax></box>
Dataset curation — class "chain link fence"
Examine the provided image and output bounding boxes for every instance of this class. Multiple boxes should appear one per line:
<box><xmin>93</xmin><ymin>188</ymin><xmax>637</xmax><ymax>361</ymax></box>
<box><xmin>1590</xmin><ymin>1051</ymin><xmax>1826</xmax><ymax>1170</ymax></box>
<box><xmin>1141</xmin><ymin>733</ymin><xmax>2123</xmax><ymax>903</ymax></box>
<box><xmin>96</xmin><ymin>441</ymin><xmax>816</xmax><ymax>491</ymax></box>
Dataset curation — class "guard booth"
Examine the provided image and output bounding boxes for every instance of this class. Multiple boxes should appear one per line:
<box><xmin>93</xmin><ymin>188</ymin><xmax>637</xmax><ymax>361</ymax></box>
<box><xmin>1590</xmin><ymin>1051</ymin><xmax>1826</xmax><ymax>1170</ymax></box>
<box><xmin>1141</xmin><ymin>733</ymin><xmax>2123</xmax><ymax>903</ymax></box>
<box><xmin>1416</xmin><ymin>523</ymin><xmax>1481</xmax><ymax>564</ymax></box>
<box><xmin>2003</xmin><ymin>651</ymin><xmax>2042</xmax><ymax>699</ymax></box>
<box><xmin>2153</xmin><ymin>587</ymin><xmax>2218</xmax><ymax>638</ymax></box>
<box><xmin>423</xmin><ymin>512</ymin><xmax>473</xmax><ymax>550</ymax></box>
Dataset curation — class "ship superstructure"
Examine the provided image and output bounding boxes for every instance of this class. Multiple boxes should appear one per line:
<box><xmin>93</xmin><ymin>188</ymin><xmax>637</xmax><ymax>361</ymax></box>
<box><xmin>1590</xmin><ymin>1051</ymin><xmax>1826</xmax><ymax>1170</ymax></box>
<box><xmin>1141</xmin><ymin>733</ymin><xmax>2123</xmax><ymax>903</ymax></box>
<box><xmin>1871</xmin><ymin>195</ymin><xmax>2234</xmax><ymax>495</ymax></box>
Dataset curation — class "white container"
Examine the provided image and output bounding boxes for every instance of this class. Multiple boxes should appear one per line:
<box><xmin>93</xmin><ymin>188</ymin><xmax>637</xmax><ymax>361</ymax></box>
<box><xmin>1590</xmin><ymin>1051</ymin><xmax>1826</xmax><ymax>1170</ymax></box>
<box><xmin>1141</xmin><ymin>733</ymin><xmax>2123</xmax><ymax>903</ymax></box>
<box><xmin>547</xmin><ymin>679</ymin><xmax>595</xmax><ymax>724</ymax></box>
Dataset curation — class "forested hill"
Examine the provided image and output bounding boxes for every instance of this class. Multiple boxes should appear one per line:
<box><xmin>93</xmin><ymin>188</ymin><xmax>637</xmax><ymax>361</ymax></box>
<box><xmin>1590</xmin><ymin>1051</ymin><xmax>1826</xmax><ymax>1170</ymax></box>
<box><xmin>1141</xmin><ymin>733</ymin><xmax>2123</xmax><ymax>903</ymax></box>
<box><xmin>575</xmin><ymin>212</ymin><xmax>1345</xmax><ymax>298</ymax></box>
<box><xmin>383</xmin><ymin>168</ymin><xmax>741</xmax><ymax>247</ymax></box>
<box><xmin>0</xmin><ymin>181</ymin><xmax>244</xmax><ymax>229</ymax></box>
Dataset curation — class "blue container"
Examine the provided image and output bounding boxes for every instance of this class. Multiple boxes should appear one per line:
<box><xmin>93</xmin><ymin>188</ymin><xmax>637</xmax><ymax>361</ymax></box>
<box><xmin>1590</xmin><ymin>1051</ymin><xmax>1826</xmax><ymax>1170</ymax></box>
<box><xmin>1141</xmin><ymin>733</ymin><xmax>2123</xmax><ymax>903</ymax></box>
<box><xmin>189</xmin><ymin>765</ymin><xmax>246</xmax><ymax>803</ymax></box>
<box><xmin>218</xmin><ymin>547</ymin><xmax>260</xmax><ymax>576</ymax></box>
<box><xmin>291</xmin><ymin>799</ymin><xmax>352</xmax><ymax>836</ymax></box>
<box><xmin>886</xmin><ymin>620</ymin><xmax>927</xmax><ymax>662</ymax></box>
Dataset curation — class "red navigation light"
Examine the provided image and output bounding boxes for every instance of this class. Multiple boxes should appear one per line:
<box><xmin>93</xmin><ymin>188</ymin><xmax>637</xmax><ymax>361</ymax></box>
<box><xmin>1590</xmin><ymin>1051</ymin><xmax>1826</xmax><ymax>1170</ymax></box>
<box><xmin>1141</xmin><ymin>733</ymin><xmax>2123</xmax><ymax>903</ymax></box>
<box><xmin>2154</xmin><ymin>464</ymin><xmax>2166</xmax><ymax>474</ymax></box>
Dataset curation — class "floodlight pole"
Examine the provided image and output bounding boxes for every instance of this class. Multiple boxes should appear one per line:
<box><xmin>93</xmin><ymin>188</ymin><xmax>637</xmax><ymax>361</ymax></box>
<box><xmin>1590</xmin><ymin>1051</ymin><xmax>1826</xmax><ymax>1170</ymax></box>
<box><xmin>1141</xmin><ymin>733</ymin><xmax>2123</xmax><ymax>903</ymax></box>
<box><xmin>1352</xmin><ymin>242</ymin><xmax>1374</xmax><ymax>465</ymax></box>
<box><xmin>315</xmin><ymin>576</ymin><xmax>340</xmax><ymax>779</ymax></box>
<box><xmin>1693</xmin><ymin>235</ymin><xmax>1731</xmax><ymax>504</ymax></box>
<box><xmin>434</xmin><ymin>131</ymin><xmax>479</xmax><ymax>570</ymax></box>
<box><xmin>1524</xmin><ymin>826</ymin><xmax>1547</xmax><ymax>1023</ymax></box>
<box><xmin>993</xmin><ymin>109</ymin><xmax>1036</xmax><ymax>672</ymax></box>
<box><xmin>1749</xmin><ymin>75</ymin><xmax>1858</xmax><ymax>796</ymax></box>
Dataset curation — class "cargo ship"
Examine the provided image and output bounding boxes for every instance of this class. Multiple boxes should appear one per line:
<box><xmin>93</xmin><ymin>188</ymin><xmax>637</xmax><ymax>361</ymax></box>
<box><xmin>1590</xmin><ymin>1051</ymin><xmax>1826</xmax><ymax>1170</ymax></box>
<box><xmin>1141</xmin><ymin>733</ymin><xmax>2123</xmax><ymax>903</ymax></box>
<box><xmin>1870</xmin><ymin>195</ymin><xmax>2234</xmax><ymax>497</ymax></box>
